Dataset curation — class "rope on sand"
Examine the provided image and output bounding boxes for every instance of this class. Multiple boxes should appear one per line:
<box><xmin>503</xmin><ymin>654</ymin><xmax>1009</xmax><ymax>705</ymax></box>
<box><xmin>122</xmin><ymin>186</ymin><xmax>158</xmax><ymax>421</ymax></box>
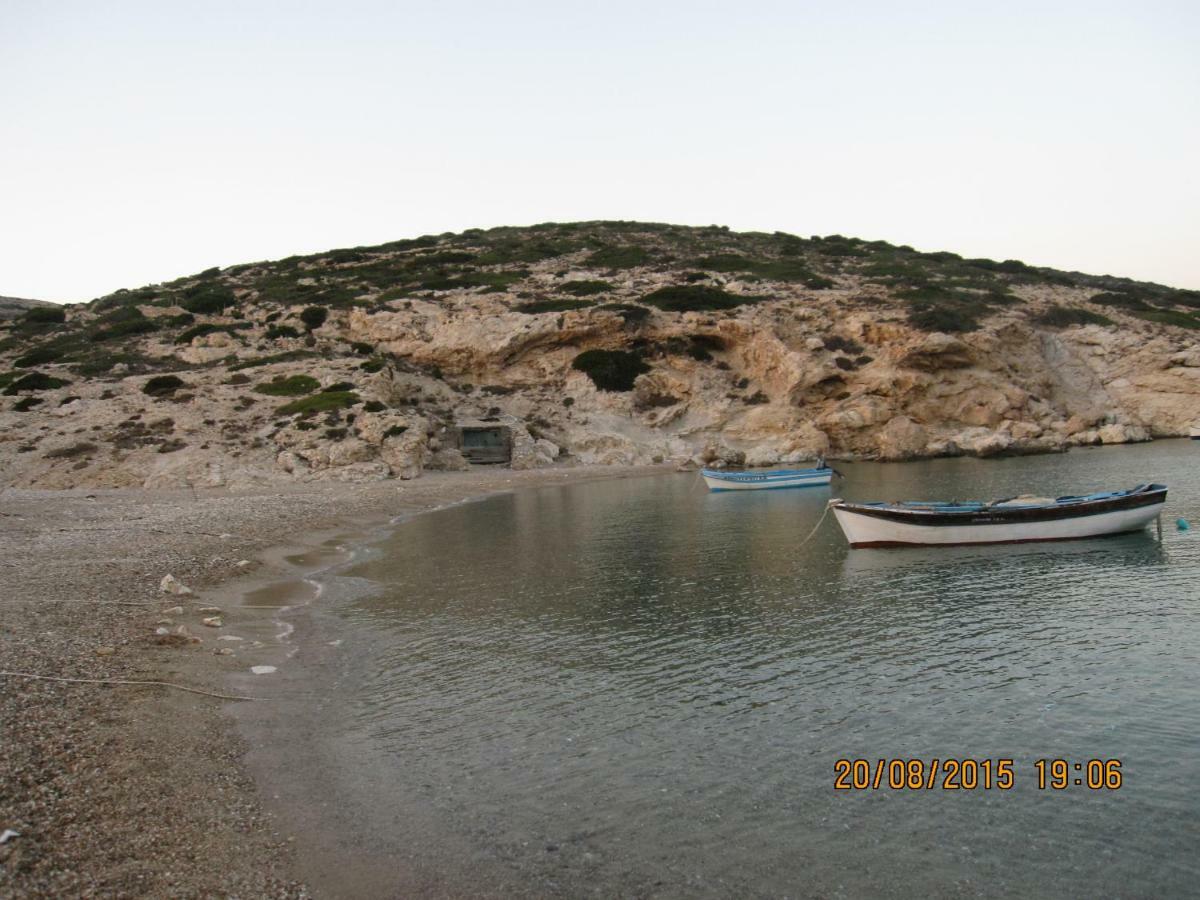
<box><xmin>0</xmin><ymin>671</ymin><xmax>261</xmax><ymax>701</ymax></box>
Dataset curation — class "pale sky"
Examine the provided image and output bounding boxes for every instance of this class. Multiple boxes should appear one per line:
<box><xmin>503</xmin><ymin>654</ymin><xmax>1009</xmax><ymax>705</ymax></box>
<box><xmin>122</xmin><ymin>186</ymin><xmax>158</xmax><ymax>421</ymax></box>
<box><xmin>2</xmin><ymin>0</ymin><xmax>1197</xmax><ymax>302</ymax></box>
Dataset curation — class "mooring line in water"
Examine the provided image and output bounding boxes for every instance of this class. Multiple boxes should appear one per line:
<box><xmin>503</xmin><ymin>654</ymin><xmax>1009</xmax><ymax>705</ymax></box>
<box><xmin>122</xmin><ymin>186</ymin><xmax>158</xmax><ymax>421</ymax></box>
<box><xmin>0</xmin><ymin>671</ymin><xmax>262</xmax><ymax>701</ymax></box>
<box><xmin>796</xmin><ymin>501</ymin><xmax>835</xmax><ymax>549</ymax></box>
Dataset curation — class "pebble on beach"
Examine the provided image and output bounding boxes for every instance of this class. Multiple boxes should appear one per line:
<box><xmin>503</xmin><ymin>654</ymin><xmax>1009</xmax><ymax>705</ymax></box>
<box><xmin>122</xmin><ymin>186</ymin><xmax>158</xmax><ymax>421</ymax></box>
<box><xmin>202</xmin><ymin>616</ymin><xmax>224</xmax><ymax>628</ymax></box>
<box><xmin>159</xmin><ymin>574</ymin><xmax>193</xmax><ymax>595</ymax></box>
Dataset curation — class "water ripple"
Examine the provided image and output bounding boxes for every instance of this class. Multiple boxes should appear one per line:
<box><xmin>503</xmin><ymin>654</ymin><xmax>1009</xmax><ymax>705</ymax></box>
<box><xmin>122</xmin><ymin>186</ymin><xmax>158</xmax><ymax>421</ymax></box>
<box><xmin>330</xmin><ymin>440</ymin><xmax>1200</xmax><ymax>897</ymax></box>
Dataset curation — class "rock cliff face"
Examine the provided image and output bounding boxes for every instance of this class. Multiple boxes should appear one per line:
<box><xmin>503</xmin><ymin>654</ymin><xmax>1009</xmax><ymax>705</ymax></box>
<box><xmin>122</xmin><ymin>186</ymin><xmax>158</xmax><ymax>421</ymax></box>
<box><xmin>1</xmin><ymin>222</ymin><xmax>1197</xmax><ymax>489</ymax></box>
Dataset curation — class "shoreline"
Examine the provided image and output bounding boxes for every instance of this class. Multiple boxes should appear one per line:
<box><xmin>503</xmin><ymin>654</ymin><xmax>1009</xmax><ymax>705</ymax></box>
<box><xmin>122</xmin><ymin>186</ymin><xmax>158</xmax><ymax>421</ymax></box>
<box><xmin>0</xmin><ymin>464</ymin><xmax>667</xmax><ymax>897</ymax></box>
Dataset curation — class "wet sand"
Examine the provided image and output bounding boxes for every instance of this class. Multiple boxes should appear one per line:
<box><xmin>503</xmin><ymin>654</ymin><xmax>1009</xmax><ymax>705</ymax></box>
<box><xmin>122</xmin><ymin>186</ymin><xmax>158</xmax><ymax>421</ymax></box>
<box><xmin>0</xmin><ymin>466</ymin><xmax>664</xmax><ymax>898</ymax></box>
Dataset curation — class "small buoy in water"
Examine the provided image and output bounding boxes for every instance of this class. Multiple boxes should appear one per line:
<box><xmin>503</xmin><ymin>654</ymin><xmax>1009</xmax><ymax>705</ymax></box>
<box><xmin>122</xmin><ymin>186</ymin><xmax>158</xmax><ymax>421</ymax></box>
<box><xmin>1178</xmin><ymin>518</ymin><xmax>1191</xmax><ymax>531</ymax></box>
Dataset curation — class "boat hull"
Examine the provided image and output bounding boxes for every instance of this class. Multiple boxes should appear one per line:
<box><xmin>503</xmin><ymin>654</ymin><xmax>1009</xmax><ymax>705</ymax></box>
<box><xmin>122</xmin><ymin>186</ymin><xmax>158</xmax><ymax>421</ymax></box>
<box><xmin>832</xmin><ymin>491</ymin><xmax>1166</xmax><ymax>548</ymax></box>
<box><xmin>701</xmin><ymin>469</ymin><xmax>833</xmax><ymax>492</ymax></box>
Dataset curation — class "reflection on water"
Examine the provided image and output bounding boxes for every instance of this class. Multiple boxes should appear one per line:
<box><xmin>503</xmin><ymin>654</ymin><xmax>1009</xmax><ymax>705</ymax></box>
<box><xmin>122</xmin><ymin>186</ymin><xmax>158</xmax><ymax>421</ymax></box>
<box><xmin>329</xmin><ymin>441</ymin><xmax>1200</xmax><ymax>897</ymax></box>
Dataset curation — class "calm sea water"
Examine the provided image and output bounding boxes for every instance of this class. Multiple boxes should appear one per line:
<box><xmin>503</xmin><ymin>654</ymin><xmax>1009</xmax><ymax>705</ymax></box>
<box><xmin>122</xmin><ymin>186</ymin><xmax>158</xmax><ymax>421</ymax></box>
<box><xmin>305</xmin><ymin>441</ymin><xmax>1200</xmax><ymax>898</ymax></box>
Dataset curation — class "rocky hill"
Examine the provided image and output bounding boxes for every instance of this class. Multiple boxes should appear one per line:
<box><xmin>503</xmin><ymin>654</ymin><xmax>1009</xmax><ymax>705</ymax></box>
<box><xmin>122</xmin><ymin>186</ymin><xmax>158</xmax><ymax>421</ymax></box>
<box><xmin>0</xmin><ymin>296</ymin><xmax>58</xmax><ymax>321</ymax></box>
<box><xmin>1</xmin><ymin>221</ymin><xmax>1197</xmax><ymax>489</ymax></box>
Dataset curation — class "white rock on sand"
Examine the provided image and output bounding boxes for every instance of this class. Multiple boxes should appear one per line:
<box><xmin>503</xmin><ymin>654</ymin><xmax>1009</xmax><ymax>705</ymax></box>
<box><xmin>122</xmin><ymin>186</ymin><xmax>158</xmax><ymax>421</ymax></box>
<box><xmin>159</xmin><ymin>574</ymin><xmax>193</xmax><ymax>595</ymax></box>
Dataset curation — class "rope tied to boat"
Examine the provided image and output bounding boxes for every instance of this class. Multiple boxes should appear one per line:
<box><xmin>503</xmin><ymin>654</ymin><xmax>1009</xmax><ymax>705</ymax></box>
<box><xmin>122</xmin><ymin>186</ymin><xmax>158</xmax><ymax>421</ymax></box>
<box><xmin>795</xmin><ymin>499</ymin><xmax>839</xmax><ymax>549</ymax></box>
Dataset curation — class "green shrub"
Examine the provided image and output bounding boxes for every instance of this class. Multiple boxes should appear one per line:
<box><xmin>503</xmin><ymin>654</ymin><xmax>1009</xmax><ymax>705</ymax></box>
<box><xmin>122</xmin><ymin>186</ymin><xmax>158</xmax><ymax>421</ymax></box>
<box><xmin>360</xmin><ymin>357</ymin><xmax>386</xmax><ymax>373</ymax></box>
<box><xmin>384</xmin><ymin>424</ymin><xmax>409</xmax><ymax>438</ymax></box>
<box><xmin>695</xmin><ymin>253</ymin><xmax>839</xmax><ymax>288</ymax></box>
<box><xmin>2</xmin><ymin>371</ymin><xmax>71</xmax><ymax>394</ymax></box>
<box><xmin>21</xmin><ymin>307</ymin><xmax>66</xmax><ymax>325</ymax></box>
<box><xmin>823</xmin><ymin>335</ymin><xmax>864</xmax><ymax>354</ymax></box>
<box><xmin>175</xmin><ymin>323</ymin><xmax>224</xmax><ymax>344</ymax></box>
<box><xmin>416</xmin><ymin>270</ymin><xmax>527</xmax><ymax>294</ymax></box>
<box><xmin>71</xmin><ymin>351</ymin><xmax>145</xmax><ymax>376</ymax></box>
<box><xmin>0</xmin><ymin>371</ymin><xmax>18</xmax><ymax>388</ymax></box>
<box><xmin>349</xmin><ymin>340</ymin><xmax>374</xmax><ymax>355</ymax></box>
<box><xmin>255</xmin><ymin>375</ymin><xmax>320</xmax><ymax>396</ymax></box>
<box><xmin>586</xmin><ymin>246</ymin><xmax>650</xmax><ymax>269</ymax></box>
<box><xmin>92</xmin><ymin>286</ymin><xmax>159</xmax><ymax>311</ymax></box>
<box><xmin>14</xmin><ymin>345</ymin><xmax>64</xmax><ymax>367</ymax></box>
<box><xmin>598</xmin><ymin>303</ymin><xmax>651</xmax><ymax>324</ymax></box>
<box><xmin>180</xmin><ymin>281</ymin><xmax>236</xmax><ymax>315</ymax></box>
<box><xmin>266</xmin><ymin>324</ymin><xmax>301</xmax><ymax>340</ymax></box>
<box><xmin>255</xmin><ymin>274</ymin><xmax>360</xmax><ymax>308</ymax></box>
<box><xmin>142</xmin><ymin>375</ymin><xmax>186</xmax><ymax>396</ymax></box>
<box><xmin>44</xmin><ymin>441</ymin><xmax>97</xmax><ymax>459</ymax></box>
<box><xmin>475</xmin><ymin>239</ymin><xmax>576</xmax><ymax>265</ymax></box>
<box><xmin>90</xmin><ymin>308</ymin><xmax>159</xmax><ymax>342</ymax></box>
<box><xmin>814</xmin><ymin>238</ymin><xmax>868</xmax><ymax>257</ymax></box>
<box><xmin>861</xmin><ymin>259</ymin><xmax>931</xmax><ymax>281</ymax></box>
<box><xmin>965</xmin><ymin>258</ymin><xmax>1031</xmax><ymax>274</ymax></box>
<box><xmin>300</xmin><ymin>306</ymin><xmax>328</xmax><ymax>330</ymax></box>
<box><xmin>559</xmin><ymin>280</ymin><xmax>613</xmax><ymax>296</ymax></box>
<box><xmin>640</xmin><ymin>285</ymin><xmax>757</xmax><ymax>312</ymax></box>
<box><xmin>1090</xmin><ymin>292</ymin><xmax>1150</xmax><ymax>311</ymax></box>
<box><xmin>512</xmin><ymin>298</ymin><xmax>593</xmax><ymax>314</ymax></box>
<box><xmin>98</xmin><ymin>318</ymin><xmax>158</xmax><ymax>340</ymax></box>
<box><xmin>229</xmin><ymin>350</ymin><xmax>317</xmax><ymax>370</ymax></box>
<box><xmin>13</xmin><ymin>396</ymin><xmax>43</xmax><ymax>411</ymax></box>
<box><xmin>362</xmin><ymin>400</ymin><xmax>386</xmax><ymax>413</ymax></box>
<box><xmin>571</xmin><ymin>349</ymin><xmax>650</xmax><ymax>391</ymax></box>
<box><xmin>321</xmin><ymin>381</ymin><xmax>355</xmax><ymax>392</ymax></box>
<box><xmin>899</xmin><ymin>284</ymin><xmax>1002</xmax><ymax>333</ymax></box>
<box><xmin>775</xmin><ymin>233</ymin><xmax>808</xmax><ymax>256</ymax></box>
<box><xmin>907</xmin><ymin>304</ymin><xmax>983</xmax><ymax>333</ymax></box>
<box><xmin>693</xmin><ymin>253</ymin><xmax>753</xmax><ymax>273</ymax></box>
<box><xmin>1134</xmin><ymin>309</ymin><xmax>1200</xmax><ymax>330</ymax></box>
<box><xmin>276</xmin><ymin>391</ymin><xmax>361</xmax><ymax>416</ymax></box>
<box><xmin>1034</xmin><ymin>305</ymin><xmax>1113</xmax><ymax>328</ymax></box>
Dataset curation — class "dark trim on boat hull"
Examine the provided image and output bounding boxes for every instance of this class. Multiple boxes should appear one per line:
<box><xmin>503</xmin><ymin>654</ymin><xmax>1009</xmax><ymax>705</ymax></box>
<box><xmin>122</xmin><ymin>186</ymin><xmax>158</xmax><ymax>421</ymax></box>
<box><xmin>850</xmin><ymin>526</ymin><xmax>1154</xmax><ymax>549</ymax></box>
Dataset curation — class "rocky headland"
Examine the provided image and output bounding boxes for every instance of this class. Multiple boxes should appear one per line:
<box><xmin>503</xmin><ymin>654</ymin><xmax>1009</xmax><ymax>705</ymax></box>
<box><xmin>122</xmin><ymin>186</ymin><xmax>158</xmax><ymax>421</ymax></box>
<box><xmin>2</xmin><ymin>221</ymin><xmax>1198</xmax><ymax>490</ymax></box>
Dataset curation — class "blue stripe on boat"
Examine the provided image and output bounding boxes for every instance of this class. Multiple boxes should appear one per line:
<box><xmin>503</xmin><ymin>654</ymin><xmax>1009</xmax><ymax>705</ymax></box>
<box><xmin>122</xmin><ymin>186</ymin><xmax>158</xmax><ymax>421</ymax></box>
<box><xmin>708</xmin><ymin>481</ymin><xmax>830</xmax><ymax>492</ymax></box>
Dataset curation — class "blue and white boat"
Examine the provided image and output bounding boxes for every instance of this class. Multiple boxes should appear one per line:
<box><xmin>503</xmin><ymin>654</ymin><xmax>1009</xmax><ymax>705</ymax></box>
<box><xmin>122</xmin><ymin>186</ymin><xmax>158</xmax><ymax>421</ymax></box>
<box><xmin>701</xmin><ymin>461</ymin><xmax>835</xmax><ymax>492</ymax></box>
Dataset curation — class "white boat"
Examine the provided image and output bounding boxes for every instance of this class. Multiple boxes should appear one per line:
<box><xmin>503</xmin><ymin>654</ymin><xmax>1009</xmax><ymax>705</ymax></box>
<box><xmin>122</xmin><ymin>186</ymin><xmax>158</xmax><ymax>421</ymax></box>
<box><xmin>701</xmin><ymin>463</ymin><xmax>834</xmax><ymax>492</ymax></box>
<box><xmin>1190</xmin><ymin>424</ymin><xmax>1200</xmax><ymax>440</ymax></box>
<box><xmin>831</xmin><ymin>483</ymin><xmax>1167</xmax><ymax>548</ymax></box>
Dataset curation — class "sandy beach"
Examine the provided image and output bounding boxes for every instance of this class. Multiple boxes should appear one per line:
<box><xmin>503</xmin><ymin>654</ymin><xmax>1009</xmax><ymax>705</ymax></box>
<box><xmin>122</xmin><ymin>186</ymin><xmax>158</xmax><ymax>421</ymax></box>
<box><xmin>0</xmin><ymin>466</ymin><xmax>663</xmax><ymax>898</ymax></box>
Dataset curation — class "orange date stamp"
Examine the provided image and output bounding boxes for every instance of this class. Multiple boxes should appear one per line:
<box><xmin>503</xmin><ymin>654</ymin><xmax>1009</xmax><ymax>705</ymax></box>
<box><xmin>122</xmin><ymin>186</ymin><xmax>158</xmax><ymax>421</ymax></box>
<box><xmin>833</xmin><ymin>758</ymin><xmax>1123</xmax><ymax>791</ymax></box>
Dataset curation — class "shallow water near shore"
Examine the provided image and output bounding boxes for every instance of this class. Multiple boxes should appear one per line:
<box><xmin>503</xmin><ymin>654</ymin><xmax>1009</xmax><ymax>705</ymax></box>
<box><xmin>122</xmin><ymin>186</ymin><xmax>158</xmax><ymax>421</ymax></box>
<box><xmin>250</xmin><ymin>441</ymin><xmax>1200</xmax><ymax>897</ymax></box>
